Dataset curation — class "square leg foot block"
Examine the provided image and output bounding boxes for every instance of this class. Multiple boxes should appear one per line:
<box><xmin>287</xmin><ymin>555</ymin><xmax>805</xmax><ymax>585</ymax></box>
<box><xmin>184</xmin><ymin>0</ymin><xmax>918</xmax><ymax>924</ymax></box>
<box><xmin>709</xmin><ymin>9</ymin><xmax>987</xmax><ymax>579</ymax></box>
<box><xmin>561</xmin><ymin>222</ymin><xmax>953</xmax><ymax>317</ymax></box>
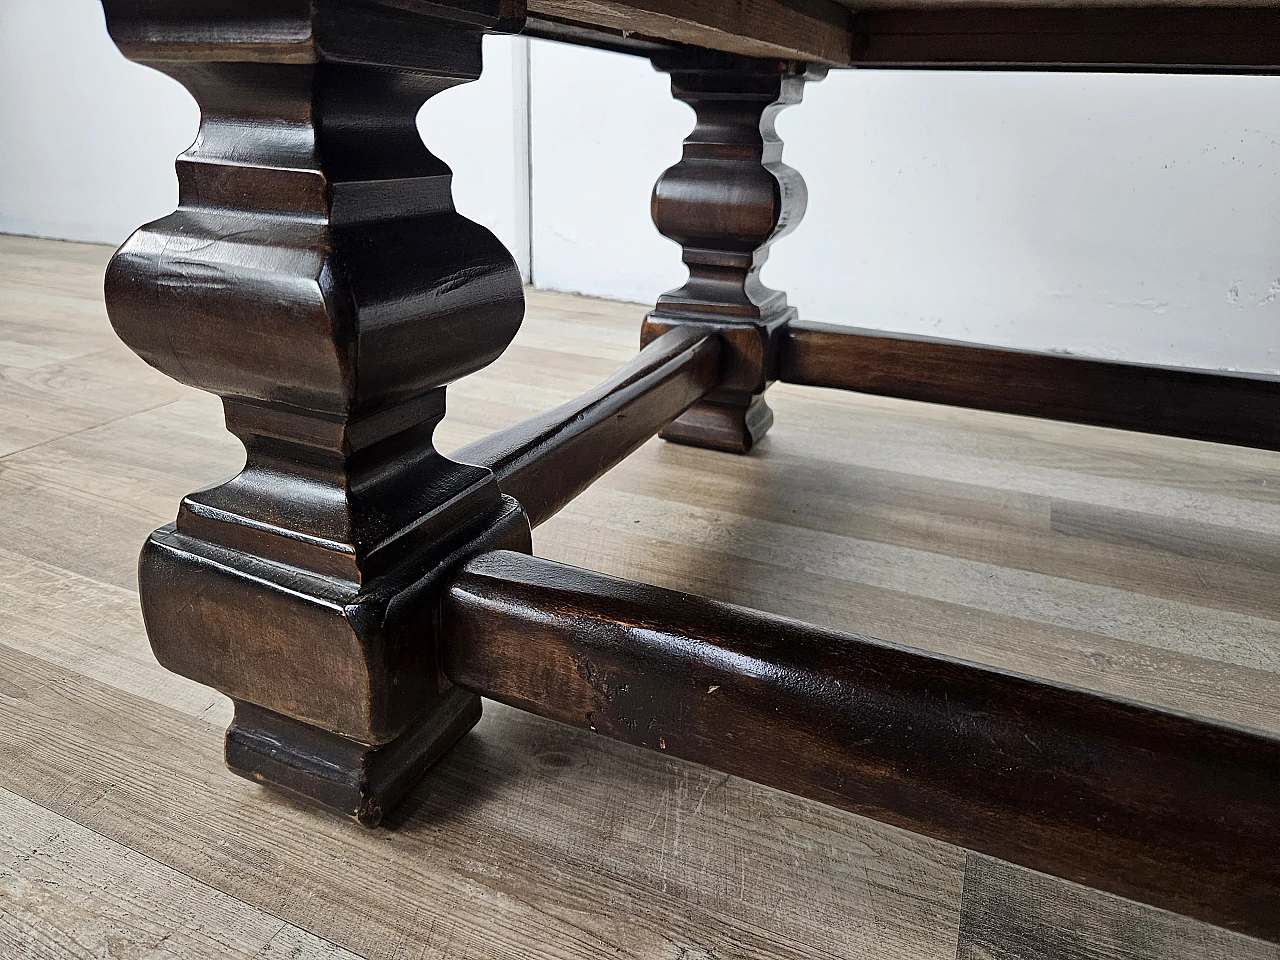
<box><xmin>659</xmin><ymin>395</ymin><xmax>773</xmax><ymax>454</ymax></box>
<box><xmin>225</xmin><ymin>688</ymin><xmax>482</xmax><ymax>826</ymax></box>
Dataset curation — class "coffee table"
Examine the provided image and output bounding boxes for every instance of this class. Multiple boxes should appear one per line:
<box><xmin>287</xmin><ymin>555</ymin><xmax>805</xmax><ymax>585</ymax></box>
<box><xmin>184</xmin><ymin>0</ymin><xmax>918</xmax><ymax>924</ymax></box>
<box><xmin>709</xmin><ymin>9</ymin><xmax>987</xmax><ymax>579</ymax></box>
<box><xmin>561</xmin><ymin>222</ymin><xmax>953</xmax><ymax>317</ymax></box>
<box><xmin>96</xmin><ymin>0</ymin><xmax>1280</xmax><ymax>941</ymax></box>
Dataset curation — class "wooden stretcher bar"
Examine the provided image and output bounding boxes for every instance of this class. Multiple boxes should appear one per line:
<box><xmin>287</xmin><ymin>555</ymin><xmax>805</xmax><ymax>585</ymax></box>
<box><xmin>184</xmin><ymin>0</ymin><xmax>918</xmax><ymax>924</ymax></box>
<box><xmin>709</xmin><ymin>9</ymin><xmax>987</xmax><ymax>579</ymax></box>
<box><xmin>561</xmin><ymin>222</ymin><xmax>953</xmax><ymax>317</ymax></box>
<box><xmin>441</xmin><ymin>549</ymin><xmax>1280</xmax><ymax>943</ymax></box>
<box><xmin>454</xmin><ymin>327</ymin><xmax>721</xmax><ymax>527</ymax></box>
<box><xmin>779</xmin><ymin>321</ymin><xmax>1280</xmax><ymax>450</ymax></box>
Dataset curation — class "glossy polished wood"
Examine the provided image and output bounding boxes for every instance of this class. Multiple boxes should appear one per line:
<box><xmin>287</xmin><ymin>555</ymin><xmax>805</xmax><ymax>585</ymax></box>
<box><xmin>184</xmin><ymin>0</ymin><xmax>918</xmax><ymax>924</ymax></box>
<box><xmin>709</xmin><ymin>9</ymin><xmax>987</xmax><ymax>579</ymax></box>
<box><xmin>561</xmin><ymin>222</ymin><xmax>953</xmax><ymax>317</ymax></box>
<box><xmin>454</xmin><ymin>326</ymin><xmax>721</xmax><ymax>527</ymax></box>
<box><xmin>779</xmin><ymin>322</ymin><xmax>1280</xmax><ymax>451</ymax></box>
<box><xmin>442</xmin><ymin>549</ymin><xmax>1280</xmax><ymax>943</ymax></box>
<box><xmin>101</xmin><ymin>0</ymin><xmax>531</xmax><ymax>824</ymax></box>
<box><xmin>643</xmin><ymin>54</ymin><xmax>824</xmax><ymax>453</ymax></box>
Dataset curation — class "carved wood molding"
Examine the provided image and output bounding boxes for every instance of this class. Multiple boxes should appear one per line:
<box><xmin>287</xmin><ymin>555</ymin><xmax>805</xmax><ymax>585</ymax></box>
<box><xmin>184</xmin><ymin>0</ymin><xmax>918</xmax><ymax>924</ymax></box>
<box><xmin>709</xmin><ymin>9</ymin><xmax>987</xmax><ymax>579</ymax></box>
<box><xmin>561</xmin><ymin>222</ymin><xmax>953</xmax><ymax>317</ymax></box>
<box><xmin>100</xmin><ymin>0</ymin><xmax>531</xmax><ymax>822</ymax></box>
<box><xmin>643</xmin><ymin>54</ymin><xmax>825</xmax><ymax>453</ymax></box>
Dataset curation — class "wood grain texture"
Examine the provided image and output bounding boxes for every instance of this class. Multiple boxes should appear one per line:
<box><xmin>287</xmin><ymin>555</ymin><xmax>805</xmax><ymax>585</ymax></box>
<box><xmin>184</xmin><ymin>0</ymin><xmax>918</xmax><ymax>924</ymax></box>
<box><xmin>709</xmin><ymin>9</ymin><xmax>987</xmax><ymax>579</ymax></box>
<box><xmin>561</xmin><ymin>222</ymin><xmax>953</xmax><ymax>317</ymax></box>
<box><xmin>100</xmin><ymin>0</ymin><xmax>534</xmax><ymax>821</ymax></box>
<box><xmin>0</xmin><ymin>788</ymin><xmax>357</xmax><ymax>959</ymax></box>
<box><xmin>7</xmin><ymin>237</ymin><xmax>1280</xmax><ymax>955</ymax></box>
<box><xmin>956</xmin><ymin>855</ymin><xmax>1280</xmax><ymax>960</ymax></box>
<box><xmin>528</xmin><ymin>0</ymin><xmax>854</xmax><ymax>64</ymax></box>
<box><xmin>644</xmin><ymin>56</ymin><xmax>823</xmax><ymax>453</ymax></box>
<box><xmin>778</xmin><ymin>322</ymin><xmax>1280</xmax><ymax>450</ymax></box>
<box><xmin>454</xmin><ymin>326</ymin><xmax>720</xmax><ymax>526</ymax></box>
<box><xmin>441</xmin><ymin>550</ymin><xmax>1280</xmax><ymax>942</ymax></box>
<box><xmin>0</xmin><ymin>638</ymin><xmax>964</xmax><ymax>960</ymax></box>
<box><xmin>518</xmin><ymin>0</ymin><xmax>1280</xmax><ymax>72</ymax></box>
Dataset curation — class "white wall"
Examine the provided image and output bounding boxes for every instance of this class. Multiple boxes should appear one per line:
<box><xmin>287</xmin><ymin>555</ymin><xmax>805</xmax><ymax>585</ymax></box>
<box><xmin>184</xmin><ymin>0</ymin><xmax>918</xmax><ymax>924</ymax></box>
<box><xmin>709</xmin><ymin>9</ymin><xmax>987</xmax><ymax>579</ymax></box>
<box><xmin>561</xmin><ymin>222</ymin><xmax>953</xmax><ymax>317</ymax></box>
<box><xmin>0</xmin><ymin>0</ymin><xmax>530</xmax><ymax>276</ymax></box>
<box><xmin>529</xmin><ymin>41</ymin><xmax>687</xmax><ymax>305</ymax></box>
<box><xmin>530</xmin><ymin>44</ymin><xmax>1280</xmax><ymax>372</ymax></box>
<box><xmin>420</xmin><ymin>36</ymin><xmax>531</xmax><ymax>277</ymax></box>
<box><xmin>0</xmin><ymin>0</ymin><xmax>197</xmax><ymax>245</ymax></box>
<box><xmin>776</xmin><ymin>71</ymin><xmax>1280</xmax><ymax>371</ymax></box>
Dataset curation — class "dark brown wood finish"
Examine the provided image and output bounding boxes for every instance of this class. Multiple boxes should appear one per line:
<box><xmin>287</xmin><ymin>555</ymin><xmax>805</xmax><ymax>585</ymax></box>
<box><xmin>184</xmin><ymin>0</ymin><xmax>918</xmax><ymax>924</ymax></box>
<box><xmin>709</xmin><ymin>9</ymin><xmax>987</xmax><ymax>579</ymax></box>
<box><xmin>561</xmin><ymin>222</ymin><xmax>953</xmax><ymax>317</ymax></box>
<box><xmin>454</xmin><ymin>327</ymin><xmax>721</xmax><ymax>527</ymax></box>
<box><xmin>527</xmin><ymin>0</ymin><xmax>854</xmax><ymax>64</ymax></box>
<box><xmin>21</xmin><ymin>234</ymin><xmax>1280</xmax><ymax>953</ymax></box>
<box><xmin>441</xmin><ymin>549</ymin><xmax>1280</xmax><ymax>943</ymax></box>
<box><xmin>849</xmin><ymin>6</ymin><xmax>1280</xmax><ymax>73</ymax></box>
<box><xmin>93</xmin><ymin>0</ymin><xmax>1280</xmax><ymax>940</ymax></box>
<box><xmin>643</xmin><ymin>53</ymin><xmax>825</xmax><ymax>453</ymax></box>
<box><xmin>779</xmin><ymin>321</ymin><xmax>1280</xmax><ymax>450</ymax></box>
<box><xmin>100</xmin><ymin>0</ymin><xmax>532</xmax><ymax>825</ymax></box>
<box><xmin>521</xmin><ymin>13</ymin><xmax>680</xmax><ymax>57</ymax></box>
<box><xmin>518</xmin><ymin>2</ymin><xmax>1280</xmax><ymax>73</ymax></box>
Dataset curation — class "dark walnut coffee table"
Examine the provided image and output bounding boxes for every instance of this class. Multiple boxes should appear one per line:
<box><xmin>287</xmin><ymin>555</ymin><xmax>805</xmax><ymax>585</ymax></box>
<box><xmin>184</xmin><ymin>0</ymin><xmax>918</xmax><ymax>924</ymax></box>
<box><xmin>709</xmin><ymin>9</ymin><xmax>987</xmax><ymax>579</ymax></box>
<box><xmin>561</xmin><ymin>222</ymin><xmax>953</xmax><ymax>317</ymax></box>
<box><xmin>97</xmin><ymin>0</ymin><xmax>1280</xmax><ymax>942</ymax></box>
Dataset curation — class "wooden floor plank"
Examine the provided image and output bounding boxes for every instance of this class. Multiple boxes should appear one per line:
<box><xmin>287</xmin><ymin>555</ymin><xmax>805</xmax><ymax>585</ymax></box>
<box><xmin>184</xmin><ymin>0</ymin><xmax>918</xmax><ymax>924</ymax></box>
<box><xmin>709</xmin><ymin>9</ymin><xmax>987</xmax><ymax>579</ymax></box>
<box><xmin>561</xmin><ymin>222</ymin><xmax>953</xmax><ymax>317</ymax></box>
<box><xmin>0</xmin><ymin>787</ymin><xmax>359</xmax><ymax>960</ymax></box>
<box><xmin>0</xmin><ymin>397</ymin><xmax>239</xmax><ymax>591</ymax></box>
<box><xmin>586</xmin><ymin>442</ymin><xmax>1280</xmax><ymax>621</ymax></box>
<box><xmin>0</xmin><ymin>240</ymin><xmax>184</xmax><ymax>456</ymax></box>
<box><xmin>1051</xmin><ymin>499</ymin><xmax>1280</xmax><ymax>573</ymax></box>
<box><xmin>536</xmin><ymin>516</ymin><xmax>1280</xmax><ymax>735</ymax></box>
<box><xmin>0</xmin><ymin>542</ymin><xmax>229</xmax><ymax>726</ymax></box>
<box><xmin>786</xmin><ymin>401</ymin><xmax>1280</xmax><ymax>537</ymax></box>
<box><xmin>549</xmin><ymin>483</ymin><xmax>1280</xmax><ymax>673</ymax></box>
<box><xmin>0</xmin><ymin>234</ymin><xmax>115</xmax><ymax>268</ymax></box>
<box><xmin>768</xmin><ymin>373</ymin><xmax>1280</xmax><ymax>497</ymax></box>
<box><xmin>956</xmin><ymin>855</ymin><xmax>1280</xmax><ymax>960</ymax></box>
<box><xmin>0</xmin><ymin>641</ymin><xmax>965</xmax><ymax>960</ymax></box>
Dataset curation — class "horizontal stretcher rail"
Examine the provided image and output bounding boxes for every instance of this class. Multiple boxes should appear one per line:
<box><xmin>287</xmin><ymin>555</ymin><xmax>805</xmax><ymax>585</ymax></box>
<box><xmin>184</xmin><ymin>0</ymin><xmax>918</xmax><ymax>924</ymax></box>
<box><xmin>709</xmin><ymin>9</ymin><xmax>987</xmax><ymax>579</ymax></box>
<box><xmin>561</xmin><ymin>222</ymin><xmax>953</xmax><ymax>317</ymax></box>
<box><xmin>453</xmin><ymin>327</ymin><xmax>721</xmax><ymax>528</ymax></box>
<box><xmin>440</xmin><ymin>550</ymin><xmax>1280</xmax><ymax>943</ymax></box>
<box><xmin>779</xmin><ymin>321</ymin><xmax>1280</xmax><ymax>450</ymax></box>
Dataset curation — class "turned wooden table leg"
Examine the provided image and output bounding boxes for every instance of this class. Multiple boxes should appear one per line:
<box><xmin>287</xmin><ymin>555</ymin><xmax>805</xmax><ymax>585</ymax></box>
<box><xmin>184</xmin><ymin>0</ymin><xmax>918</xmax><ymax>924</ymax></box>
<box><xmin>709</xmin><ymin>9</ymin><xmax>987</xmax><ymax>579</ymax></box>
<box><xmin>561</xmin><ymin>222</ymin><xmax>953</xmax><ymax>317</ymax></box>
<box><xmin>100</xmin><ymin>0</ymin><xmax>530</xmax><ymax>825</ymax></box>
<box><xmin>644</xmin><ymin>54</ymin><xmax>825</xmax><ymax>453</ymax></box>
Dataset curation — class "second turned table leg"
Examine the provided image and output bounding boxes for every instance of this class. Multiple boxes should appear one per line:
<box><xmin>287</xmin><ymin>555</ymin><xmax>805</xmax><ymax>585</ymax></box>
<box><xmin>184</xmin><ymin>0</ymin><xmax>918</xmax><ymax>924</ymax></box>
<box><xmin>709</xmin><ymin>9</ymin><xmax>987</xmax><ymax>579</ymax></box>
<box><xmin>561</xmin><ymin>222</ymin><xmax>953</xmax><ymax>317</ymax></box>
<box><xmin>644</xmin><ymin>53</ymin><xmax>825</xmax><ymax>453</ymax></box>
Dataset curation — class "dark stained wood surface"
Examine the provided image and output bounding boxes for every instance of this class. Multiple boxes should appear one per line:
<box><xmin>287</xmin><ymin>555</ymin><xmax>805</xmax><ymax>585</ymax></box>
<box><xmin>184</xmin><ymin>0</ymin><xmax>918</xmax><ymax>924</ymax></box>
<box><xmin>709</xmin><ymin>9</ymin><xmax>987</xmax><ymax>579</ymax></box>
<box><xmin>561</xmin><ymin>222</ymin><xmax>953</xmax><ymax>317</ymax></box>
<box><xmin>518</xmin><ymin>0</ymin><xmax>1280</xmax><ymax>72</ymax></box>
<box><xmin>107</xmin><ymin>0</ymin><xmax>1280</xmax><ymax>73</ymax></box>
<box><xmin>99</xmin><ymin>0</ymin><xmax>535</xmax><ymax>822</ymax></box>
<box><xmin>55</xmin><ymin>0</ymin><xmax>1280</xmax><ymax>944</ymax></box>
<box><xmin>442</xmin><ymin>549</ymin><xmax>1280</xmax><ymax>943</ymax></box>
<box><xmin>454</xmin><ymin>327</ymin><xmax>720</xmax><ymax>527</ymax></box>
<box><xmin>528</xmin><ymin>0</ymin><xmax>855</xmax><ymax>63</ymax></box>
<box><xmin>779</xmin><ymin>321</ymin><xmax>1280</xmax><ymax>451</ymax></box>
<box><xmin>643</xmin><ymin>56</ymin><xmax>824</xmax><ymax>453</ymax></box>
<box><xmin>848</xmin><ymin>6</ymin><xmax>1280</xmax><ymax>72</ymax></box>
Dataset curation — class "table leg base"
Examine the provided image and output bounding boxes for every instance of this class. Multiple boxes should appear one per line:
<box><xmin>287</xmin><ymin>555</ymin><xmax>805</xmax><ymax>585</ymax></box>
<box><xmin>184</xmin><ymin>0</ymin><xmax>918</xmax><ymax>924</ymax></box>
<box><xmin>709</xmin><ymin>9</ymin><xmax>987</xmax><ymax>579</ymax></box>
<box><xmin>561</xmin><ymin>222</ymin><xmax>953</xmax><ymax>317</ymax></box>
<box><xmin>225</xmin><ymin>690</ymin><xmax>482</xmax><ymax>827</ymax></box>
<box><xmin>659</xmin><ymin>394</ymin><xmax>773</xmax><ymax>454</ymax></box>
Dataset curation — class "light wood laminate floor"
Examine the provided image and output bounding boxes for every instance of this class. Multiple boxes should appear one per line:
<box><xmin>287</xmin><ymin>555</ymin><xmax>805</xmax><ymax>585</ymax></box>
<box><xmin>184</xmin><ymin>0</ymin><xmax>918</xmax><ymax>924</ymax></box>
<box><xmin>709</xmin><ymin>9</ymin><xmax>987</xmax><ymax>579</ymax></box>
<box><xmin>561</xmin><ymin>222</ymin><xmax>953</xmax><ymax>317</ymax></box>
<box><xmin>1</xmin><ymin>234</ymin><xmax>1278</xmax><ymax>959</ymax></box>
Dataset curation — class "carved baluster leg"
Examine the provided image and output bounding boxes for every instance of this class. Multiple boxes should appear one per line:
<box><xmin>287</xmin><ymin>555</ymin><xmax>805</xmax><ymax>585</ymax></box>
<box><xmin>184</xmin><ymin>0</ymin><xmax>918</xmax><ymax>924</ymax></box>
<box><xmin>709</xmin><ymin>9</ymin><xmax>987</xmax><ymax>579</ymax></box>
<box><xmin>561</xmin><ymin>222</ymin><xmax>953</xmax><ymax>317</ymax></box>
<box><xmin>100</xmin><ymin>0</ymin><xmax>530</xmax><ymax>825</ymax></box>
<box><xmin>645</xmin><ymin>55</ymin><xmax>825</xmax><ymax>453</ymax></box>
